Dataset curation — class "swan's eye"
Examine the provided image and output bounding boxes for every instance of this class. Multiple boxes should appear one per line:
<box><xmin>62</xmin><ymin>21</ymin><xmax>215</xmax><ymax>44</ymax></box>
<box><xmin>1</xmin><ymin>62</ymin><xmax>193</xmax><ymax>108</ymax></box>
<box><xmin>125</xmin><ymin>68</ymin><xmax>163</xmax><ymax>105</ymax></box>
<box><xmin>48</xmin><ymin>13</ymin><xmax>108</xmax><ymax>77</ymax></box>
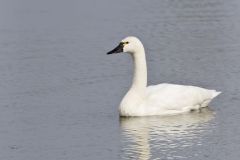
<box><xmin>121</xmin><ymin>41</ymin><xmax>129</xmax><ymax>46</ymax></box>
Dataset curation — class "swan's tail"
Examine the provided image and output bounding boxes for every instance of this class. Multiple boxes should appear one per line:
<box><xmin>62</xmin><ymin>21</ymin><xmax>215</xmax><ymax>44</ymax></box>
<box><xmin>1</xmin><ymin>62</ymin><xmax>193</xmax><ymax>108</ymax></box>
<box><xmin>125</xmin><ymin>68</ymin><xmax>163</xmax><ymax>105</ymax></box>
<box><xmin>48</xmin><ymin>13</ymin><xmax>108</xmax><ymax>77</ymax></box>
<box><xmin>211</xmin><ymin>90</ymin><xmax>221</xmax><ymax>99</ymax></box>
<box><xmin>200</xmin><ymin>90</ymin><xmax>221</xmax><ymax>108</ymax></box>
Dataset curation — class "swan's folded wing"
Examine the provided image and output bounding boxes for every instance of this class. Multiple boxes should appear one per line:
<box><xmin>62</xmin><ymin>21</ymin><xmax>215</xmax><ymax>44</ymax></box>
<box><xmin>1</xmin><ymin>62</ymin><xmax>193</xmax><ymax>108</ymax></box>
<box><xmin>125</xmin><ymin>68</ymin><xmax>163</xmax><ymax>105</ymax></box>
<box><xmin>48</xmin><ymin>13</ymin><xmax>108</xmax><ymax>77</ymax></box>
<box><xmin>145</xmin><ymin>83</ymin><xmax>219</xmax><ymax>111</ymax></box>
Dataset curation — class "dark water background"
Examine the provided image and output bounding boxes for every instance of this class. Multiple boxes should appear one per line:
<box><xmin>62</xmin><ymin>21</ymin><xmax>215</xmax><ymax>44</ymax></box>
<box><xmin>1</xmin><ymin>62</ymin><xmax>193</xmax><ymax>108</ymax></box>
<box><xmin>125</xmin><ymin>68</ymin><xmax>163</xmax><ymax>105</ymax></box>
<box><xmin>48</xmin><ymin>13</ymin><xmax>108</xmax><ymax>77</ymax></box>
<box><xmin>0</xmin><ymin>0</ymin><xmax>240</xmax><ymax>159</ymax></box>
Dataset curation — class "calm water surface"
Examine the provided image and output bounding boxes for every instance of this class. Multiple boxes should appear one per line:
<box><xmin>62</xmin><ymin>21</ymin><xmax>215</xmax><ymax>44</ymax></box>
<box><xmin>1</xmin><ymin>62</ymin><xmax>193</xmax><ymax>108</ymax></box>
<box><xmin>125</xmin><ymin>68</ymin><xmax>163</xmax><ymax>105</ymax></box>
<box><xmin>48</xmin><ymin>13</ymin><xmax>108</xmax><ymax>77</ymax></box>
<box><xmin>0</xmin><ymin>0</ymin><xmax>240</xmax><ymax>159</ymax></box>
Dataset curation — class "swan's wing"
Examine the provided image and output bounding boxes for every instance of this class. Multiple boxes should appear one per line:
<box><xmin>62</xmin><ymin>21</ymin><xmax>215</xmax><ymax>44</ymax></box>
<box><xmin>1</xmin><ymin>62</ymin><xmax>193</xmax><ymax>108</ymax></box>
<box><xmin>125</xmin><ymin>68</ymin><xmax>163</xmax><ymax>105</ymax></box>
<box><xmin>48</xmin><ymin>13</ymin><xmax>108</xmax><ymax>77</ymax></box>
<box><xmin>145</xmin><ymin>83</ymin><xmax>220</xmax><ymax>111</ymax></box>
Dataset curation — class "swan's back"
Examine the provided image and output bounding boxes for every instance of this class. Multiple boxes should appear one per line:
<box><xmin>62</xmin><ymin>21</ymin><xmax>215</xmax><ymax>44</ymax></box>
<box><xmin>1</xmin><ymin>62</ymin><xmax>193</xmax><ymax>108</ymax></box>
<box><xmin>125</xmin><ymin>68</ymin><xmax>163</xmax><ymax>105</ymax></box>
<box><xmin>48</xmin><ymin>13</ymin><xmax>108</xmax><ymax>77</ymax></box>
<box><xmin>140</xmin><ymin>83</ymin><xmax>221</xmax><ymax>116</ymax></box>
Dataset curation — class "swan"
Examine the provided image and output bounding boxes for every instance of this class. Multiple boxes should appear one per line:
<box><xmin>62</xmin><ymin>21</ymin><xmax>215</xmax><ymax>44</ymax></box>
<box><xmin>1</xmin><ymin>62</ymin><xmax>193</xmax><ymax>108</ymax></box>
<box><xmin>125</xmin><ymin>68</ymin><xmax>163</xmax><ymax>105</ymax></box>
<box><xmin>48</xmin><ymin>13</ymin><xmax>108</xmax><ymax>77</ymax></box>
<box><xmin>107</xmin><ymin>36</ymin><xmax>221</xmax><ymax>117</ymax></box>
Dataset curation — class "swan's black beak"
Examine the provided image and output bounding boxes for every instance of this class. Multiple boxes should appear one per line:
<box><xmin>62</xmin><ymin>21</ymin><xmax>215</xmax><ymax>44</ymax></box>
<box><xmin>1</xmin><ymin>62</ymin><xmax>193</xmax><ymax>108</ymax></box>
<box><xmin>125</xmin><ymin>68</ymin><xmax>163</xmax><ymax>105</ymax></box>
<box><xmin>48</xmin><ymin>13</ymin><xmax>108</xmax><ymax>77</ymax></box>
<box><xmin>107</xmin><ymin>42</ymin><xmax>124</xmax><ymax>55</ymax></box>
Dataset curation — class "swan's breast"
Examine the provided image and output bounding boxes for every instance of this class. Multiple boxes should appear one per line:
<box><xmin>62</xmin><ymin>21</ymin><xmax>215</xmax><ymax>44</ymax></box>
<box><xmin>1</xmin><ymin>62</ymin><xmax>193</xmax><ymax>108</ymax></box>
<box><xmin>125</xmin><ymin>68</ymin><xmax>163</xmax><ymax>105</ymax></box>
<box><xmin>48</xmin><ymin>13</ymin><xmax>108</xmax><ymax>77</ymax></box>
<box><xmin>119</xmin><ymin>90</ymin><xmax>146</xmax><ymax>116</ymax></box>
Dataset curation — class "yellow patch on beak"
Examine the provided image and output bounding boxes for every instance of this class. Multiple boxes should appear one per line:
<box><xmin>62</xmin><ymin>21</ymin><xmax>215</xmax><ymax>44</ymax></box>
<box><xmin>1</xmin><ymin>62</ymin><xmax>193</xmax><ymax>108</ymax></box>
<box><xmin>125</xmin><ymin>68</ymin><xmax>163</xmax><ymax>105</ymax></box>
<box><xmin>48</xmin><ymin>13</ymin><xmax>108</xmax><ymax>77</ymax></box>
<box><xmin>122</xmin><ymin>41</ymin><xmax>129</xmax><ymax>46</ymax></box>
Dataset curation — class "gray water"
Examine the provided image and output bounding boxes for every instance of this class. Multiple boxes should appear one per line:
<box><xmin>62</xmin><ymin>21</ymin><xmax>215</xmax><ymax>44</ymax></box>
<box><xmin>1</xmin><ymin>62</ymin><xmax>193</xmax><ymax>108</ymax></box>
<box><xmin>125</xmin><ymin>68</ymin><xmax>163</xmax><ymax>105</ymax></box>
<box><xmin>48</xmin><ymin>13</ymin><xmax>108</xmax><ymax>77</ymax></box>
<box><xmin>0</xmin><ymin>0</ymin><xmax>240</xmax><ymax>159</ymax></box>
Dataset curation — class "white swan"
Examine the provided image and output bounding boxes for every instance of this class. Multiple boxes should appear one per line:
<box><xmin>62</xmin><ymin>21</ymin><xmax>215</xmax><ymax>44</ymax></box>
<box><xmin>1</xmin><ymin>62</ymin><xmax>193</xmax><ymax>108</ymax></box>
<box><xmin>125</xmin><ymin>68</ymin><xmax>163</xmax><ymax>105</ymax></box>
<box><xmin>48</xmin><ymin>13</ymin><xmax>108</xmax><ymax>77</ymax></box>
<box><xmin>107</xmin><ymin>36</ymin><xmax>221</xmax><ymax>116</ymax></box>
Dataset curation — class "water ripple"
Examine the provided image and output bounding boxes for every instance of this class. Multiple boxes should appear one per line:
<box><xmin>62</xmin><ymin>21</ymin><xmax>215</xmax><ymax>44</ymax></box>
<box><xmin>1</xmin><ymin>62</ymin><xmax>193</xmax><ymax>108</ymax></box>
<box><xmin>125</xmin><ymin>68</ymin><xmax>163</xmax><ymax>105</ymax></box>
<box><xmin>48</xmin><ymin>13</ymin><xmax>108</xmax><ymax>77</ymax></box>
<box><xmin>120</xmin><ymin>108</ymin><xmax>215</xmax><ymax>160</ymax></box>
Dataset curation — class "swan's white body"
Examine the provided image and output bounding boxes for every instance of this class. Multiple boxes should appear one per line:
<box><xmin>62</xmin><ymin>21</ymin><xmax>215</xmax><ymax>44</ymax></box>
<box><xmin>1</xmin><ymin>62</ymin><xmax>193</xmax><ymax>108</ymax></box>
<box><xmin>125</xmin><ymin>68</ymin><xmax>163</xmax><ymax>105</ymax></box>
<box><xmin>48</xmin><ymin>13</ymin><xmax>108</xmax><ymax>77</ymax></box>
<box><xmin>108</xmin><ymin>36</ymin><xmax>221</xmax><ymax>117</ymax></box>
<box><xmin>120</xmin><ymin>83</ymin><xmax>220</xmax><ymax>116</ymax></box>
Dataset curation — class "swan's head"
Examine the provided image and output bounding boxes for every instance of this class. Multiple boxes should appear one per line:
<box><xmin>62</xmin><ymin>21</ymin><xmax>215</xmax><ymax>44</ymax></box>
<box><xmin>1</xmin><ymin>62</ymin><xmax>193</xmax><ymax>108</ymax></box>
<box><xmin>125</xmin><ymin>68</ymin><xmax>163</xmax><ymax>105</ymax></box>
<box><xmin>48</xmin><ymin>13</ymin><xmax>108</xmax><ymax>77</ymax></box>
<box><xmin>107</xmin><ymin>36</ymin><xmax>143</xmax><ymax>55</ymax></box>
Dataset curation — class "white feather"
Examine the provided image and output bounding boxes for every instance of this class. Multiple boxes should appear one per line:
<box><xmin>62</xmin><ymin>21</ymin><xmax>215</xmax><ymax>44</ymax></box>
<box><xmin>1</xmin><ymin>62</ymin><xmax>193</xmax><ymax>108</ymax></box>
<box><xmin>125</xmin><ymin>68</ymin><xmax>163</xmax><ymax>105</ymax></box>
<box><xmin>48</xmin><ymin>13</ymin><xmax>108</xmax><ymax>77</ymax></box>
<box><xmin>110</xmin><ymin>36</ymin><xmax>221</xmax><ymax>116</ymax></box>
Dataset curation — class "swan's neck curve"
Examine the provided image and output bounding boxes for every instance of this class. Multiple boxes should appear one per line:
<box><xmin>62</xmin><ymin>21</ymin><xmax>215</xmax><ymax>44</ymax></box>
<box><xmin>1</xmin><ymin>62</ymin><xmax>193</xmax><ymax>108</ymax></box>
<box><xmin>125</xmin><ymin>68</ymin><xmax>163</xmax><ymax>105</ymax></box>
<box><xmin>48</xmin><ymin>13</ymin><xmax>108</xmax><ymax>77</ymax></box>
<box><xmin>130</xmin><ymin>46</ymin><xmax>147</xmax><ymax>92</ymax></box>
<box><xmin>119</xmin><ymin>42</ymin><xmax>147</xmax><ymax>116</ymax></box>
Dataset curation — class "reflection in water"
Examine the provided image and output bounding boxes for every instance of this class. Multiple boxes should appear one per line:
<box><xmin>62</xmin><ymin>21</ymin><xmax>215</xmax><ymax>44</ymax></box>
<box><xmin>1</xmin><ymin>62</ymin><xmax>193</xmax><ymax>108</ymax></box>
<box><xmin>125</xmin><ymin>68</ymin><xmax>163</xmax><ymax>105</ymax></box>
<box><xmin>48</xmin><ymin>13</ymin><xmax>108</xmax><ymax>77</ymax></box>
<box><xmin>120</xmin><ymin>108</ymin><xmax>215</xmax><ymax>160</ymax></box>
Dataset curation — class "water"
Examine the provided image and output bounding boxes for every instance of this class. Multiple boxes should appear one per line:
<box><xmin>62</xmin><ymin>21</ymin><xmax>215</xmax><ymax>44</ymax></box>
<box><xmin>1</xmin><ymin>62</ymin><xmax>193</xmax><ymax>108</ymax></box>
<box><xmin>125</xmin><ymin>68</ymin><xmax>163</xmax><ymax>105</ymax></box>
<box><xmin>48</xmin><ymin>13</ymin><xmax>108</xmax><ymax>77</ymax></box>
<box><xmin>0</xmin><ymin>0</ymin><xmax>240</xmax><ymax>159</ymax></box>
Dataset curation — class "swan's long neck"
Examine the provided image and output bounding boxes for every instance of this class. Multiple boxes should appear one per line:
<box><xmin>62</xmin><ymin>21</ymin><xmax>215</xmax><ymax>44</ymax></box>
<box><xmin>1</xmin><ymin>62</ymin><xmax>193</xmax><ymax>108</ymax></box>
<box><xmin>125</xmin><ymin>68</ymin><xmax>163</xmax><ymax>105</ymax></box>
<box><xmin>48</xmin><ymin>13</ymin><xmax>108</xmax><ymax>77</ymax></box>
<box><xmin>130</xmin><ymin>46</ymin><xmax>147</xmax><ymax>92</ymax></box>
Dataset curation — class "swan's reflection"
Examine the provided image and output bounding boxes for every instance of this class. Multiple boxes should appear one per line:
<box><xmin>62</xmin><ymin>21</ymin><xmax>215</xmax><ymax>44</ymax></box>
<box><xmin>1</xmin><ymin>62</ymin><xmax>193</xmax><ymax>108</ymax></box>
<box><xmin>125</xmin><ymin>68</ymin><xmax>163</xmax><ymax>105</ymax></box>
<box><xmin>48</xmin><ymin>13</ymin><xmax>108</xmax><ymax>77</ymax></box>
<box><xmin>120</xmin><ymin>108</ymin><xmax>215</xmax><ymax>160</ymax></box>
